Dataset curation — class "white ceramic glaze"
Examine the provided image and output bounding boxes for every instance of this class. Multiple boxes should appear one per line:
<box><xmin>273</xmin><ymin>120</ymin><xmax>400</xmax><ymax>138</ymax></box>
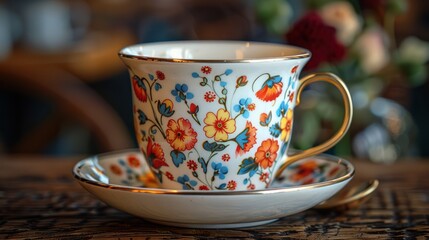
<box><xmin>119</xmin><ymin>41</ymin><xmax>353</xmax><ymax>191</ymax></box>
<box><xmin>73</xmin><ymin>149</ymin><xmax>354</xmax><ymax>228</ymax></box>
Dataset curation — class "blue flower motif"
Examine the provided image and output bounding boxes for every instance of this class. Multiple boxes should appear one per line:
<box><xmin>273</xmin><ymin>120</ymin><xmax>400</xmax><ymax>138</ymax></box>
<box><xmin>171</xmin><ymin>84</ymin><xmax>194</xmax><ymax>102</ymax></box>
<box><xmin>137</xmin><ymin>109</ymin><xmax>147</xmax><ymax>124</ymax></box>
<box><xmin>224</xmin><ymin>69</ymin><xmax>233</xmax><ymax>76</ymax></box>
<box><xmin>192</xmin><ymin>72</ymin><xmax>200</xmax><ymax>78</ymax></box>
<box><xmin>177</xmin><ymin>174</ymin><xmax>197</xmax><ymax>190</ymax></box>
<box><xmin>157</xmin><ymin>100</ymin><xmax>175</xmax><ymax>117</ymax></box>
<box><xmin>235</xmin><ymin>128</ymin><xmax>249</xmax><ymax>149</ymax></box>
<box><xmin>269</xmin><ymin>123</ymin><xmax>281</xmax><ymax>137</ymax></box>
<box><xmin>220</xmin><ymin>81</ymin><xmax>227</xmax><ymax>87</ymax></box>
<box><xmin>211</xmin><ymin>162</ymin><xmax>228</xmax><ymax>180</ymax></box>
<box><xmin>264</xmin><ymin>75</ymin><xmax>282</xmax><ymax>88</ymax></box>
<box><xmin>233</xmin><ymin>98</ymin><xmax>252</xmax><ymax>118</ymax></box>
<box><xmin>276</xmin><ymin>101</ymin><xmax>288</xmax><ymax>117</ymax></box>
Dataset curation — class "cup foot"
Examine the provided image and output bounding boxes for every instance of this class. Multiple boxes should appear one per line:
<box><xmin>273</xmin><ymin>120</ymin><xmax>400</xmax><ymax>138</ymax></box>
<box><xmin>146</xmin><ymin>218</ymin><xmax>278</xmax><ymax>229</ymax></box>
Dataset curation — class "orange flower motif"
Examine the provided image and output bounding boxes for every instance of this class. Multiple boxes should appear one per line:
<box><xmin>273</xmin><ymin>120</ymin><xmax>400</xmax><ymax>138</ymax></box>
<box><xmin>145</xmin><ymin>138</ymin><xmax>168</xmax><ymax>169</ymax></box>
<box><xmin>127</xmin><ymin>155</ymin><xmax>141</xmax><ymax>168</ymax></box>
<box><xmin>132</xmin><ymin>75</ymin><xmax>148</xmax><ymax>102</ymax></box>
<box><xmin>203</xmin><ymin>109</ymin><xmax>236</xmax><ymax>141</ymax></box>
<box><xmin>255</xmin><ymin>139</ymin><xmax>279</xmax><ymax>169</ymax></box>
<box><xmin>280</xmin><ymin>109</ymin><xmax>293</xmax><ymax>141</ymax></box>
<box><xmin>166</xmin><ymin>118</ymin><xmax>198</xmax><ymax>151</ymax></box>
<box><xmin>255</xmin><ymin>75</ymin><xmax>283</xmax><ymax>102</ymax></box>
<box><xmin>289</xmin><ymin>160</ymin><xmax>318</xmax><ymax>182</ymax></box>
<box><xmin>110</xmin><ymin>164</ymin><xmax>122</xmax><ymax>175</ymax></box>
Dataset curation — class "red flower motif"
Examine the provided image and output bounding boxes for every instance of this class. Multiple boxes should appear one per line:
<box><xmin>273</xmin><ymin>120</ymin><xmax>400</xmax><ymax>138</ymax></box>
<box><xmin>199</xmin><ymin>185</ymin><xmax>210</xmax><ymax>190</ymax></box>
<box><xmin>259</xmin><ymin>172</ymin><xmax>270</xmax><ymax>182</ymax></box>
<box><xmin>248</xmin><ymin>103</ymin><xmax>256</xmax><ymax>111</ymax></box>
<box><xmin>145</xmin><ymin>138</ymin><xmax>168</xmax><ymax>169</ymax></box>
<box><xmin>227</xmin><ymin>180</ymin><xmax>237</xmax><ymax>190</ymax></box>
<box><xmin>291</xmin><ymin>66</ymin><xmax>298</xmax><ymax>73</ymax></box>
<box><xmin>285</xmin><ymin>11</ymin><xmax>346</xmax><ymax>70</ymax></box>
<box><xmin>247</xmin><ymin>184</ymin><xmax>255</xmax><ymax>190</ymax></box>
<box><xmin>156</xmin><ymin>70</ymin><xmax>165</xmax><ymax>80</ymax></box>
<box><xmin>222</xmin><ymin>154</ymin><xmax>230</xmax><ymax>162</ymax></box>
<box><xmin>187</xmin><ymin>160</ymin><xmax>198</xmax><ymax>171</ymax></box>
<box><xmin>201</xmin><ymin>66</ymin><xmax>212</xmax><ymax>74</ymax></box>
<box><xmin>204</xmin><ymin>91</ymin><xmax>216</xmax><ymax>102</ymax></box>
<box><xmin>288</xmin><ymin>92</ymin><xmax>295</xmax><ymax>103</ymax></box>
<box><xmin>127</xmin><ymin>155</ymin><xmax>141</xmax><ymax>168</ymax></box>
<box><xmin>132</xmin><ymin>75</ymin><xmax>147</xmax><ymax>102</ymax></box>
<box><xmin>236</xmin><ymin>75</ymin><xmax>248</xmax><ymax>87</ymax></box>
<box><xmin>166</xmin><ymin>171</ymin><xmax>174</xmax><ymax>180</ymax></box>
<box><xmin>189</xmin><ymin>103</ymin><xmax>199</xmax><ymax>114</ymax></box>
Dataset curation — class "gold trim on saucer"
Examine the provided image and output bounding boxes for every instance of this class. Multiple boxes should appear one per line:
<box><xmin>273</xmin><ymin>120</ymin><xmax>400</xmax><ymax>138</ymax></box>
<box><xmin>73</xmin><ymin>149</ymin><xmax>355</xmax><ymax>196</ymax></box>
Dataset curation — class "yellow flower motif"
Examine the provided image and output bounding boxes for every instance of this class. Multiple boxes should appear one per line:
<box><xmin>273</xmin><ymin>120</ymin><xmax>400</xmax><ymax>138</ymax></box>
<box><xmin>280</xmin><ymin>109</ymin><xmax>293</xmax><ymax>141</ymax></box>
<box><xmin>203</xmin><ymin>109</ymin><xmax>236</xmax><ymax>141</ymax></box>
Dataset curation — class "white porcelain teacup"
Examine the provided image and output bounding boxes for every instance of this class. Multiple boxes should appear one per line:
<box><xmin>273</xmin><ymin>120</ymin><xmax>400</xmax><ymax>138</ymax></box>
<box><xmin>119</xmin><ymin>41</ymin><xmax>352</xmax><ymax>191</ymax></box>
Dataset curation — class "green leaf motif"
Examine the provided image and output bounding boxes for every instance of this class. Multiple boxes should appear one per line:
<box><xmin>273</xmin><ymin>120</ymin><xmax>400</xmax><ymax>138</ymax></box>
<box><xmin>238</xmin><ymin>157</ymin><xmax>259</xmax><ymax>175</ymax></box>
<box><xmin>198</xmin><ymin>157</ymin><xmax>208</xmax><ymax>174</ymax></box>
<box><xmin>155</xmin><ymin>171</ymin><xmax>163</xmax><ymax>183</ymax></box>
<box><xmin>216</xmin><ymin>183</ymin><xmax>227</xmax><ymax>190</ymax></box>
<box><xmin>203</xmin><ymin>141</ymin><xmax>228</xmax><ymax>152</ymax></box>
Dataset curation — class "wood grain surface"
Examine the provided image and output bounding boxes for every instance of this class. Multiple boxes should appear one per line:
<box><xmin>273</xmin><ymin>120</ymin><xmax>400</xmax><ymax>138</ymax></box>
<box><xmin>1</xmin><ymin>155</ymin><xmax>428</xmax><ymax>239</ymax></box>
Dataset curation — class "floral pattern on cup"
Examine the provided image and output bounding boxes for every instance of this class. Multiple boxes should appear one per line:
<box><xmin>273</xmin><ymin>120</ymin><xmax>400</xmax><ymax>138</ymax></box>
<box><xmin>129</xmin><ymin>64</ymin><xmax>302</xmax><ymax>190</ymax></box>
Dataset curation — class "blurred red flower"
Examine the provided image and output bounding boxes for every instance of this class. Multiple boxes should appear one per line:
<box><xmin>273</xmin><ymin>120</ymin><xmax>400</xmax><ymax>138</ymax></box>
<box><xmin>285</xmin><ymin>11</ymin><xmax>346</xmax><ymax>70</ymax></box>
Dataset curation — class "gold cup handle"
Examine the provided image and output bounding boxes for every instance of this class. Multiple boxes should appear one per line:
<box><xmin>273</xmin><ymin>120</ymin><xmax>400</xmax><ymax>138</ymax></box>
<box><xmin>276</xmin><ymin>72</ymin><xmax>353</xmax><ymax>178</ymax></box>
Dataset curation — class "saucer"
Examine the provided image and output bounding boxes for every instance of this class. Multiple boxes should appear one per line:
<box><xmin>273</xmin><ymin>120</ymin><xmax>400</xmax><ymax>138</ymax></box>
<box><xmin>73</xmin><ymin>149</ymin><xmax>354</xmax><ymax>229</ymax></box>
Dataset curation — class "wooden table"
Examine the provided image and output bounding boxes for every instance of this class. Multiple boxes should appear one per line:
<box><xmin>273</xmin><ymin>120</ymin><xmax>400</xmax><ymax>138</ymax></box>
<box><xmin>1</xmin><ymin>155</ymin><xmax>428</xmax><ymax>239</ymax></box>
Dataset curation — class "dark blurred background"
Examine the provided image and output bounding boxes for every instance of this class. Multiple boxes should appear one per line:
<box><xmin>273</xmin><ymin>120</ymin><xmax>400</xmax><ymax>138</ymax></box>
<box><xmin>0</xmin><ymin>0</ymin><xmax>427</xmax><ymax>163</ymax></box>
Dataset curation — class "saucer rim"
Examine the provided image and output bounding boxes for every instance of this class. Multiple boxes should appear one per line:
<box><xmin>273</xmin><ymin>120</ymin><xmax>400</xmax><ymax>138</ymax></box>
<box><xmin>73</xmin><ymin>149</ymin><xmax>354</xmax><ymax>196</ymax></box>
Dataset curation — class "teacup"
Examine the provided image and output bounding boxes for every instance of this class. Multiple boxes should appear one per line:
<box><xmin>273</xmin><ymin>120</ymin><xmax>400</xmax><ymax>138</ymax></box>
<box><xmin>119</xmin><ymin>41</ymin><xmax>352</xmax><ymax>191</ymax></box>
